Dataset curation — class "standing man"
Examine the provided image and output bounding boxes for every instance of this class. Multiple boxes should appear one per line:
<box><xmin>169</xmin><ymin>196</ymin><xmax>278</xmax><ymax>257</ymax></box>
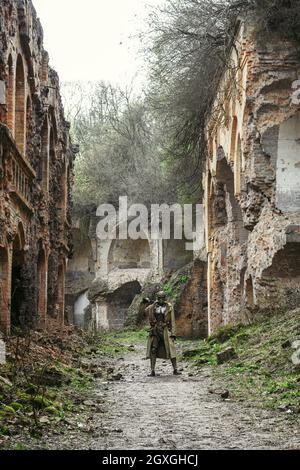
<box><xmin>146</xmin><ymin>291</ymin><xmax>180</xmax><ymax>376</ymax></box>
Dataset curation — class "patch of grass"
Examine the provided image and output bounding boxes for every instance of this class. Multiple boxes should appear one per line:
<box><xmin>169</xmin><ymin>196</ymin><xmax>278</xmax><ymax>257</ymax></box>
<box><xmin>93</xmin><ymin>328</ymin><xmax>149</xmax><ymax>357</ymax></box>
<box><xmin>0</xmin><ymin>424</ymin><xmax>10</xmax><ymax>436</ymax></box>
<box><xmin>180</xmin><ymin>340</ymin><xmax>218</xmax><ymax>366</ymax></box>
<box><xmin>208</xmin><ymin>323</ymin><xmax>245</xmax><ymax>344</ymax></box>
<box><xmin>163</xmin><ymin>274</ymin><xmax>190</xmax><ymax>303</ymax></box>
<box><xmin>187</xmin><ymin>308</ymin><xmax>300</xmax><ymax>413</ymax></box>
<box><xmin>181</xmin><ymin>308</ymin><xmax>300</xmax><ymax>413</ymax></box>
<box><xmin>13</xmin><ymin>443</ymin><xmax>29</xmax><ymax>450</ymax></box>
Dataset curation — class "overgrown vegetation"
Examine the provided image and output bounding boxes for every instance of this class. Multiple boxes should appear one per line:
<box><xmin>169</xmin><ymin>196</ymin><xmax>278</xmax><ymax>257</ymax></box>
<box><xmin>182</xmin><ymin>308</ymin><xmax>300</xmax><ymax>412</ymax></box>
<box><xmin>91</xmin><ymin>328</ymin><xmax>149</xmax><ymax>357</ymax></box>
<box><xmin>63</xmin><ymin>81</ymin><xmax>179</xmax><ymax>211</ymax></box>
<box><xmin>0</xmin><ymin>326</ymin><xmax>150</xmax><ymax>446</ymax></box>
<box><xmin>65</xmin><ymin>1</ymin><xmax>300</xmax><ymax>214</ymax></box>
<box><xmin>163</xmin><ymin>273</ymin><xmax>190</xmax><ymax>304</ymax></box>
<box><xmin>0</xmin><ymin>328</ymin><xmax>94</xmax><ymax>442</ymax></box>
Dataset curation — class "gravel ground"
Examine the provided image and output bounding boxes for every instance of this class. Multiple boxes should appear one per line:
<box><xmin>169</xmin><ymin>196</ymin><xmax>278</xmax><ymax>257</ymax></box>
<box><xmin>18</xmin><ymin>343</ymin><xmax>300</xmax><ymax>450</ymax></box>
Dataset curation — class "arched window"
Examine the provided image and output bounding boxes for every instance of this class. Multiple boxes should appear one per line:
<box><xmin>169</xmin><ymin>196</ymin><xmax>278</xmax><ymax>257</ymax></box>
<box><xmin>11</xmin><ymin>223</ymin><xmax>26</xmax><ymax>328</ymax></box>
<box><xmin>6</xmin><ymin>55</ymin><xmax>14</xmax><ymax>133</ymax></box>
<box><xmin>15</xmin><ymin>55</ymin><xmax>26</xmax><ymax>153</ymax></box>
<box><xmin>230</xmin><ymin>116</ymin><xmax>238</xmax><ymax>162</ymax></box>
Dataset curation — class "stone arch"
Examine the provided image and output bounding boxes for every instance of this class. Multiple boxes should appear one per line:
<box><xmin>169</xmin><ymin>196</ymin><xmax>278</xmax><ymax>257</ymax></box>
<box><xmin>108</xmin><ymin>238</ymin><xmax>151</xmax><ymax>272</ymax></box>
<box><xmin>0</xmin><ymin>246</ymin><xmax>10</xmax><ymax>335</ymax></box>
<box><xmin>261</xmin><ymin>242</ymin><xmax>300</xmax><ymax>309</ymax></box>
<box><xmin>15</xmin><ymin>54</ymin><xmax>26</xmax><ymax>153</ymax></box>
<box><xmin>11</xmin><ymin>223</ymin><xmax>26</xmax><ymax>328</ymax></box>
<box><xmin>230</xmin><ymin>116</ymin><xmax>238</xmax><ymax>162</ymax></box>
<box><xmin>15</xmin><ymin>221</ymin><xmax>26</xmax><ymax>250</ymax></box>
<box><xmin>6</xmin><ymin>54</ymin><xmax>14</xmax><ymax>133</ymax></box>
<box><xmin>216</xmin><ymin>155</ymin><xmax>248</xmax><ymax>245</ymax></box>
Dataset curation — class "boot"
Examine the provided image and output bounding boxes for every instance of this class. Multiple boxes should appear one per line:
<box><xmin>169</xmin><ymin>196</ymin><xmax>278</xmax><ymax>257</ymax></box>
<box><xmin>171</xmin><ymin>358</ymin><xmax>181</xmax><ymax>375</ymax></box>
<box><xmin>148</xmin><ymin>355</ymin><xmax>156</xmax><ymax>377</ymax></box>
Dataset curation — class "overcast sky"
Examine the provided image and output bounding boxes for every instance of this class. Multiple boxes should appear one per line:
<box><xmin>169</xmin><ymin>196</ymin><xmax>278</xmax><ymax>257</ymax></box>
<box><xmin>32</xmin><ymin>0</ymin><xmax>160</xmax><ymax>85</ymax></box>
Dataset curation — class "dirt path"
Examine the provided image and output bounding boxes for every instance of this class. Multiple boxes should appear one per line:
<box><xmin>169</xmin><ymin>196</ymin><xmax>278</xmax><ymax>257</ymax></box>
<box><xmin>27</xmin><ymin>344</ymin><xmax>300</xmax><ymax>450</ymax></box>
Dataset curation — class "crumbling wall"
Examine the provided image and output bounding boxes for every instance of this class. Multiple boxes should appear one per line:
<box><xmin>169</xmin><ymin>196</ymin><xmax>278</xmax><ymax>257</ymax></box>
<box><xmin>204</xmin><ymin>19</ymin><xmax>300</xmax><ymax>333</ymax></box>
<box><xmin>65</xmin><ymin>212</ymin><xmax>96</xmax><ymax>325</ymax></box>
<box><xmin>169</xmin><ymin>259</ymin><xmax>208</xmax><ymax>339</ymax></box>
<box><xmin>0</xmin><ymin>0</ymin><xmax>75</xmax><ymax>335</ymax></box>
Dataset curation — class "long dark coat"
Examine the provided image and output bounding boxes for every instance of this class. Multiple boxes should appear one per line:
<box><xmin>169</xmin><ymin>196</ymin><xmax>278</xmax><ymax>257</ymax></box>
<box><xmin>146</xmin><ymin>302</ymin><xmax>177</xmax><ymax>360</ymax></box>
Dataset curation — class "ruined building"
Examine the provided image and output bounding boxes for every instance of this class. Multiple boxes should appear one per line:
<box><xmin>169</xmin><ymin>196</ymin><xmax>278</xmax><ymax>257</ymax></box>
<box><xmin>66</xmin><ymin>212</ymin><xmax>201</xmax><ymax>335</ymax></box>
<box><xmin>205</xmin><ymin>18</ymin><xmax>300</xmax><ymax>333</ymax></box>
<box><xmin>67</xmin><ymin>15</ymin><xmax>300</xmax><ymax>339</ymax></box>
<box><xmin>0</xmin><ymin>0</ymin><xmax>75</xmax><ymax>335</ymax></box>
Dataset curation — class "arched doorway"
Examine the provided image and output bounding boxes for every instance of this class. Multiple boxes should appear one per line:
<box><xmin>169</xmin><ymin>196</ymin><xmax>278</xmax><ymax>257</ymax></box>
<box><xmin>0</xmin><ymin>247</ymin><xmax>9</xmax><ymax>335</ymax></box>
<box><xmin>11</xmin><ymin>226</ymin><xmax>25</xmax><ymax>328</ymax></box>
<box><xmin>74</xmin><ymin>290</ymin><xmax>89</xmax><ymax>328</ymax></box>
<box><xmin>216</xmin><ymin>155</ymin><xmax>248</xmax><ymax>245</ymax></box>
